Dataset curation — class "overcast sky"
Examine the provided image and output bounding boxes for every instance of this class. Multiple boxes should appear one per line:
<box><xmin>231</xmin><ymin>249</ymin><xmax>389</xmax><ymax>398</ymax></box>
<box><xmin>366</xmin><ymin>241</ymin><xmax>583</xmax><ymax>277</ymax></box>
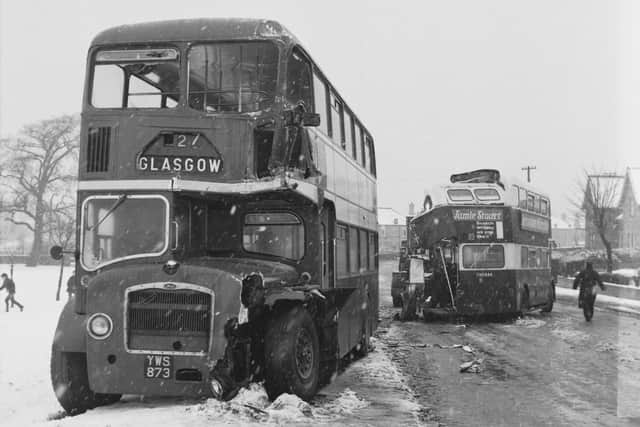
<box><xmin>1</xmin><ymin>0</ymin><xmax>637</xmax><ymax>218</ymax></box>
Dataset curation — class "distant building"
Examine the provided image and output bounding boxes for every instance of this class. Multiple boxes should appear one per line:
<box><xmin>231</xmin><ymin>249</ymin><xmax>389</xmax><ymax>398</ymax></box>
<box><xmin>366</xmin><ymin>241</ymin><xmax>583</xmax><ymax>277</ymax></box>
<box><xmin>551</xmin><ymin>215</ymin><xmax>584</xmax><ymax>248</ymax></box>
<box><xmin>378</xmin><ymin>207</ymin><xmax>407</xmax><ymax>256</ymax></box>
<box><xmin>619</xmin><ymin>167</ymin><xmax>640</xmax><ymax>249</ymax></box>
<box><xmin>583</xmin><ymin>174</ymin><xmax>624</xmax><ymax>250</ymax></box>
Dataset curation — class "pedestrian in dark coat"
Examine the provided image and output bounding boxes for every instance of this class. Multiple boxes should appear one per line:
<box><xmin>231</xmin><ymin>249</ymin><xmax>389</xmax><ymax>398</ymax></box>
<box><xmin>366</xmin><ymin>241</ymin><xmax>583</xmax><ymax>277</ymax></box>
<box><xmin>0</xmin><ymin>273</ymin><xmax>24</xmax><ymax>312</ymax></box>
<box><xmin>573</xmin><ymin>262</ymin><xmax>605</xmax><ymax>308</ymax></box>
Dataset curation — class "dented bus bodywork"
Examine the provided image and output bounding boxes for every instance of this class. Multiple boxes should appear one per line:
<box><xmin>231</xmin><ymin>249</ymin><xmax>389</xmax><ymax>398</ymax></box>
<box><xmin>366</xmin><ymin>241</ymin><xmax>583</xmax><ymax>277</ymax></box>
<box><xmin>51</xmin><ymin>19</ymin><xmax>378</xmax><ymax>414</ymax></box>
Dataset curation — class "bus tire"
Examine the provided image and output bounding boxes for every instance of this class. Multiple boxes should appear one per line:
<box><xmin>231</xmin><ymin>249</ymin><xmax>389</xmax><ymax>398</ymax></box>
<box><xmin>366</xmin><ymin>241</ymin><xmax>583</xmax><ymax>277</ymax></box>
<box><xmin>50</xmin><ymin>350</ymin><xmax>121</xmax><ymax>415</ymax></box>
<box><xmin>392</xmin><ymin>296</ymin><xmax>402</xmax><ymax>308</ymax></box>
<box><xmin>541</xmin><ymin>291</ymin><xmax>554</xmax><ymax>313</ymax></box>
<box><xmin>520</xmin><ymin>287</ymin><xmax>530</xmax><ymax>314</ymax></box>
<box><xmin>264</xmin><ymin>306</ymin><xmax>320</xmax><ymax>401</ymax></box>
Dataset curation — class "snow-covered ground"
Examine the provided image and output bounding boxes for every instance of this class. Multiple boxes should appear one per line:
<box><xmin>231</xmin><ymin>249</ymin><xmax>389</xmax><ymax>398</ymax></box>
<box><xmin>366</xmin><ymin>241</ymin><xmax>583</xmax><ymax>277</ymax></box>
<box><xmin>555</xmin><ymin>286</ymin><xmax>640</xmax><ymax>316</ymax></box>
<box><xmin>0</xmin><ymin>264</ymin><xmax>420</xmax><ymax>426</ymax></box>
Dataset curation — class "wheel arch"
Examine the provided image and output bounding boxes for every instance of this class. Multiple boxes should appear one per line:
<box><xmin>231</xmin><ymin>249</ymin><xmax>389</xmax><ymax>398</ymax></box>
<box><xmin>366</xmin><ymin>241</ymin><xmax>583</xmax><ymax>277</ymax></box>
<box><xmin>52</xmin><ymin>299</ymin><xmax>87</xmax><ymax>353</ymax></box>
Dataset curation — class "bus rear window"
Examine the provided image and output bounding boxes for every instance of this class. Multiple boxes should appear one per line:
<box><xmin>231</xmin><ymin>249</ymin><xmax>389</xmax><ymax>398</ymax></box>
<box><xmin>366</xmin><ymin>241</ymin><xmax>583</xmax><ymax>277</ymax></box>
<box><xmin>91</xmin><ymin>48</ymin><xmax>180</xmax><ymax>109</ymax></box>
<box><xmin>243</xmin><ymin>212</ymin><xmax>304</xmax><ymax>260</ymax></box>
<box><xmin>462</xmin><ymin>245</ymin><xmax>505</xmax><ymax>269</ymax></box>
<box><xmin>188</xmin><ymin>42</ymin><xmax>278</xmax><ymax>113</ymax></box>
<box><xmin>474</xmin><ymin>188</ymin><xmax>501</xmax><ymax>201</ymax></box>
<box><xmin>447</xmin><ymin>189</ymin><xmax>474</xmax><ymax>202</ymax></box>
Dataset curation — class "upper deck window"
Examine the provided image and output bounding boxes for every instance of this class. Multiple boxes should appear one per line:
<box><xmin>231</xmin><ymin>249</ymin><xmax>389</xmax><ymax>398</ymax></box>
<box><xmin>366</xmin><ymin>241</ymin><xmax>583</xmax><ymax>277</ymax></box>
<box><xmin>243</xmin><ymin>212</ymin><xmax>304</xmax><ymax>260</ymax></box>
<box><xmin>91</xmin><ymin>48</ymin><xmax>180</xmax><ymax>109</ymax></box>
<box><xmin>447</xmin><ymin>189</ymin><xmax>474</xmax><ymax>202</ymax></box>
<box><xmin>474</xmin><ymin>188</ymin><xmax>501</xmax><ymax>201</ymax></box>
<box><xmin>188</xmin><ymin>42</ymin><xmax>278</xmax><ymax>113</ymax></box>
<box><xmin>286</xmin><ymin>49</ymin><xmax>313</xmax><ymax>110</ymax></box>
<box><xmin>540</xmin><ymin>198</ymin><xmax>549</xmax><ymax>216</ymax></box>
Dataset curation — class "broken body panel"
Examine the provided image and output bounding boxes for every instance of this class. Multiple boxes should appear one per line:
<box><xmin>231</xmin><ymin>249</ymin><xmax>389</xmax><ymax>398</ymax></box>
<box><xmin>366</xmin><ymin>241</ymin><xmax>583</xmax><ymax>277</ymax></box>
<box><xmin>52</xmin><ymin>18</ymin><xmax>378</xmax><ymax>409</ymax></box>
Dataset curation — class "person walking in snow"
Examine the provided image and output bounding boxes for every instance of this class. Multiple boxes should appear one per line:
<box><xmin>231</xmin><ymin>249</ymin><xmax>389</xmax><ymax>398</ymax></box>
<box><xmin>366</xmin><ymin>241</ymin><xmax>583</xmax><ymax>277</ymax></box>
<box><xmin>0</xmin><ymin>273</ymin><xmax>24</xmax><ymax>312</ymax></box>
<box><xmin>572</xmin><ymin>262</ymin><xmax>605</xmax><ymax>309</ymax></box>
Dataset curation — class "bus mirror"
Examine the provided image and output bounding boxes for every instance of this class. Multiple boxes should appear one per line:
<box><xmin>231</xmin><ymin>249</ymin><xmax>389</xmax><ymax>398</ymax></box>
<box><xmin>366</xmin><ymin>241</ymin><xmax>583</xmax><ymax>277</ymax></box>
<box><xmin>50</xmin><ymin>245</ymin><xmax>64</xmax><ymax>261</ymax></box>
<box><xmin>302</xmin><ymin>112</ymin><xmax>320</xmax><ymax>127</ymax></box>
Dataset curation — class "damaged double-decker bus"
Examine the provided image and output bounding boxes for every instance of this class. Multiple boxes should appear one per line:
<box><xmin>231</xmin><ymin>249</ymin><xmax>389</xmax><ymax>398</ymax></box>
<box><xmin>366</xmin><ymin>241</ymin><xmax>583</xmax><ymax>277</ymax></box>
<box><xmin>49</xmin><ymin>18</ymin><xmax>378</xmax><ymax>414</ymax></box>
<box><xmin>393</xmin><ymin>169</ymin><xmax>554</xmax><ymax>320</ymax></box>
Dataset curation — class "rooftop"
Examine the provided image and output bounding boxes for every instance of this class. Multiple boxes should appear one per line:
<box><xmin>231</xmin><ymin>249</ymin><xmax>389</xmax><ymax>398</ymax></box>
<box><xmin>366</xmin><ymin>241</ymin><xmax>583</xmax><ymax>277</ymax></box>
<box><xmin>378</xmin><ymin>207</ymin><xmax>405</xmax><ymax>226</ymax></box>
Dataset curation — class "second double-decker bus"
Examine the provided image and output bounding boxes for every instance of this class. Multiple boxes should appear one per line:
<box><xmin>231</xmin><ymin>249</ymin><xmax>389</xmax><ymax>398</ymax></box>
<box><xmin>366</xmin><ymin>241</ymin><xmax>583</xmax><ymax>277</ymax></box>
<box><xmin>393</xmin><ymin>169</ymin><xmax>554</xmax><ymax>319</ymax></box>
<box><xmin>49</xmin><ymin>18</ymin><xmax>378</xmax><ymax>415</ymax></box>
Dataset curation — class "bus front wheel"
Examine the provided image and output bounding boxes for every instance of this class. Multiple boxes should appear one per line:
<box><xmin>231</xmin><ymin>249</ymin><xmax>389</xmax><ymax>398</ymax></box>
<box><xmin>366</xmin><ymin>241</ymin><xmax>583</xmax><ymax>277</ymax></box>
<box><xmin>264</xmin><ymin>306</ymin><xmax>320</xmax><ymax>401</ymax></box>
<box><xmin>50</xmin><ymin>350</ymin><xmax>121</xmax><ymax>415</ymax></box>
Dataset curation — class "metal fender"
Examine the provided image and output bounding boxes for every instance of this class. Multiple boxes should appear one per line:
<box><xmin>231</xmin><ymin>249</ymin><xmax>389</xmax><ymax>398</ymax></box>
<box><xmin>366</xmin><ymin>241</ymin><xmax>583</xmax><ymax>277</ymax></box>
<box><xmin>52</xmin><ymin>297</ymin><xmax>87</xmax><ymax>353</ymax></box>
<box><xmin>263</xmin><ymin>287</ymin><xmax>312</xmax><ymax>307</ymax></box>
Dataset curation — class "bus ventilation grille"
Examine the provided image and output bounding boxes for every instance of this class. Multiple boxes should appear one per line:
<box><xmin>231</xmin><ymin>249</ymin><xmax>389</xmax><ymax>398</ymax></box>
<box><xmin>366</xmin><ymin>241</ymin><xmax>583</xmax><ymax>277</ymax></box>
<box><xmin>126</xmin><ymin>288</ymin><xmax>212</xmax><ymax>353</ymax></box>
<box><xmin>87</xmin><ymin>127</ymin><xmax>111</xmax><ymax>172</ymax></box>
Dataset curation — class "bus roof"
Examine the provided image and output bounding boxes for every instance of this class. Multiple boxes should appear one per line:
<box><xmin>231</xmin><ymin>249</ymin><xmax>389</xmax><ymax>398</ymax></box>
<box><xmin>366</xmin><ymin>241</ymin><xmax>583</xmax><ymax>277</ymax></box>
<box><xmin>91</xmin><ymin>18</ymin><xmax>297</xmax><ymax>46</ymax></box>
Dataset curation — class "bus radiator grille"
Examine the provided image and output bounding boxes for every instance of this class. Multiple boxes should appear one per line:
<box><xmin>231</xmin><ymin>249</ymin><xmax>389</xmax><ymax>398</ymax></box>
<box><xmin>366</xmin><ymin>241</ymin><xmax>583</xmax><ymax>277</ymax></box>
<box><xmin>126</xmin><ymin>289</ymin><xmax>212</xmax><ymax>352</ymax></box>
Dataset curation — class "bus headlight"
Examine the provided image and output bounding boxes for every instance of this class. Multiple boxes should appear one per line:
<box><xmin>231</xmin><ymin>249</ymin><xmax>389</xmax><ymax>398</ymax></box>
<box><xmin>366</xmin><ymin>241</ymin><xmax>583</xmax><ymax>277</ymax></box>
<box><xmin>87</xmin><ymin>313</ymin><xmax>113</xmax><ymax>339</ymax></box>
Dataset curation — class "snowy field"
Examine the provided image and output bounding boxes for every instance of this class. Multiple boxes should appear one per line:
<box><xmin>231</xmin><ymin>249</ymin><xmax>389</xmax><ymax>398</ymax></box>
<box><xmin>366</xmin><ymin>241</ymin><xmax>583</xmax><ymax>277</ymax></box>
<box><xmin>0</xmin><ymin>264</ymin><xmax>419</xmax><ymax>426</ymax></box>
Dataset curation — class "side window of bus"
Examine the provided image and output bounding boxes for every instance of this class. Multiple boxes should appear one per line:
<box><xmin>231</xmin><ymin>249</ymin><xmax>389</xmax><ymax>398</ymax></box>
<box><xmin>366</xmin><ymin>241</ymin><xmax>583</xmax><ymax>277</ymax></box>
<box><xmin>354</xmin><ymin>123</ymin><xmax>363</xmax><ymax>164</ymax></box>
<box><xmin>541</xmin><ymin>249</ymin><xmax>549</xmax><ymax>268</ymax></box>
<box><xmin>527</xmin><ymin>193</ymin><xmax>535</xmax><ymax>212</ymax></box>
<box><xmin>336</xmin><ymin>225</ymin><xmax>348</xmax><ymax>277</ymax></box>
<box><xmin>540</xmin><ymin>198</ymin><xmax>549</xmax><ymax>216</ymax></box>
<box><xmin>533</xmin><ymin>196</ymin><xmax>541</xmax><ymax>214</ymax></box>
<box><xmin>286</xmin><ymin>48</ymin><xmax>313</xmax><ymax>109</ymax></box>
<box><xmin>369</xmin><ymin>232</ymin><xmax>377</xmax><ymax>269</ymax></box>
<box><xmin>518</xmin><ymin>187</ymin><xmax>527</xmax><ymax>209</ymax></box>
<box><xmin>344</xmin><ymin>112</ymin><xmax>355</xmax><ymax>158</ymax></box>
<box><xmin>349</xmin><ymin>226</ymin><xmax>359</xmax><ymax>273</ymax></box>
<box><xmin>364</xmin><ymin>134</ymin><xmax>374</xmax><ymax>175</ymax></box>
<box><xmin>368</xmin><ymin>135</ymin><xmax>376</xmax><ymax>176</ymax></box>
<box><xmin>313</xmin><ymin>72</ymin><xmax>330</xmax><ymax>136</ymax></box>
<box><xmin>528</xmin><ymin>248</ymin><xmax>538</xmax><ymax>269</ymax></box>
<box><xmin>521</xmin><ymin>246</ymin><xmax>528</xmax><ymax>268</ymax></box>
<box><xmin>243</xmin><ymin>212</ymin><xmax>305</xmax><ymax>260</ymax></box>
<box><xmin>536</xmin><ymin>248</ymin><xmax>543</xmax><ymax>268</ymax></box>
<box><xmin>359</xmin><ymin>229</ymin><xmax>368</xmax><ymax>272</ymax></box>
<box><xmin>330</xmin><ymin>92</ymin><xmax>344</xmax><ymax>147</ymax></box>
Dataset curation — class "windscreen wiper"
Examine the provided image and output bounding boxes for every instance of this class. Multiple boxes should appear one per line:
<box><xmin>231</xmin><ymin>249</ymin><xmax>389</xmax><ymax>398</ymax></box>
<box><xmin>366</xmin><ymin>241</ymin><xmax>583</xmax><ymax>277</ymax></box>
<box><xmin>87</xmin><ymin>194</ymin><xmax>127</xmax><ymax>232</ymax></box>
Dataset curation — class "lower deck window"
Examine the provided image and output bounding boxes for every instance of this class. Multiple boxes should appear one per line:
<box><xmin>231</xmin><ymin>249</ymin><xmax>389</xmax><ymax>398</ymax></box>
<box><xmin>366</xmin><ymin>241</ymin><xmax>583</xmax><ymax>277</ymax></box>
<box><xmin>462</xmin><ymin>245</ymin><xmax>505</xmax><ymax>269</ymax></box>
<box><xmin>243</xmin><ymin>212</ymin><xmax>304</xmax><ymax>260</ymax></box>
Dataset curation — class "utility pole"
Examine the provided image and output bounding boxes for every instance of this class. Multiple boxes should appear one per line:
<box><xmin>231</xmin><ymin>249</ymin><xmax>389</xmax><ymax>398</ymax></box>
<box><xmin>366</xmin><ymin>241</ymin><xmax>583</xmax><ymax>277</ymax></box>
<box><xmin>521</xmin><ymin>166</ymin><xmax>536</xmax><ymax>183</ymax></box>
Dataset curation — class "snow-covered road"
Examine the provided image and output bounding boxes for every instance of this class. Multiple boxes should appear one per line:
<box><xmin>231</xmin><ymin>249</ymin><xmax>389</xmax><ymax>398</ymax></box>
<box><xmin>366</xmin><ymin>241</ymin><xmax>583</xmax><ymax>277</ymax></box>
<box><xmin>0</xmin><ymin>264</ymin><xmax>420</xmax><ymax>426</ymax></box>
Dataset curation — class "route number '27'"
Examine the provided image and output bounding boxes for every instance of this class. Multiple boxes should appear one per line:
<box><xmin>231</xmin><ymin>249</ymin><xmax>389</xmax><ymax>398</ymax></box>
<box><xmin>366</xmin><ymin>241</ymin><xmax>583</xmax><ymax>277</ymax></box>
<box><xmin>144</xmin><ymin>355</ymin><xmax>172</xmax><ymax>379</ymax></box>
<box><xmin>175</xmin><ymin>133</ymin><xmax>199</xmax><ymax>148</ymax></box>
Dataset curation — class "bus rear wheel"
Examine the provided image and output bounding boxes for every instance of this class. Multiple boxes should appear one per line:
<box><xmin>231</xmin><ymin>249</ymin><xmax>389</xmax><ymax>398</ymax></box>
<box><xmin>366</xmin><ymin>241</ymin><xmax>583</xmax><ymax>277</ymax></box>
<box><xmin>51</xmin><ymin>350</ymin><xmax>121</xmax><ymax>415</ymax></box>
<box><xmin>264</xmin><ymin>306</ymin><xmax>320</xmax><ymax>401</ymax></box>
<box><xmin>541</xmin><ymin>296</ymin><xmax>554</xmax><ymax>313</ymax></box>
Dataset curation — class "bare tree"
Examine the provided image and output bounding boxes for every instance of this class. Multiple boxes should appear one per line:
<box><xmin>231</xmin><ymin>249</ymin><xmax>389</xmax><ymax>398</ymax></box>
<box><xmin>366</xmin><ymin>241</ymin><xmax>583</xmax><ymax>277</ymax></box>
<box><xmin>0</xmin><ymin>115</ymin><xmax>79</xmax><ymax>266</ymax></box>
<box><xmin>574</xmin><ymin>170</ymin><xmax>624</xmax><ymax>272</ymax></box>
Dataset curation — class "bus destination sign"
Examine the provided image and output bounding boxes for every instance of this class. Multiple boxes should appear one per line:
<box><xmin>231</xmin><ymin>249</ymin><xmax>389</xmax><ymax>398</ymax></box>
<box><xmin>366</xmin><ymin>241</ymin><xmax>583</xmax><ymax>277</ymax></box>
<box><xmin>452</xmin><ymin>208</ymin><xmax>503</xmax><ymax>222</ymax></box>
<box><xmin>453</xmin><ymin>208</ymin><xmax>504</xmax><ymax>241</ymax></box>
<box><xmin>137</xmin><ymin>155</ymin><xmax>223</xmax><ymax>174</ymax></box>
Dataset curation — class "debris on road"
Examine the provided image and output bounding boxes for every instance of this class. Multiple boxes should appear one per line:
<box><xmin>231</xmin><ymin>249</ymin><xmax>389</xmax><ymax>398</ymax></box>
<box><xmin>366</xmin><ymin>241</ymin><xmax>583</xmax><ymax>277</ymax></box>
<box><xmin>459</xmin><ymin>359</ymin><xmax>483</xmax><ymax>373</ymax></box>
<box><xmin>434</xmin><ymin>343</ymin><xmax>463</xmax><ymax>349</ymax></box>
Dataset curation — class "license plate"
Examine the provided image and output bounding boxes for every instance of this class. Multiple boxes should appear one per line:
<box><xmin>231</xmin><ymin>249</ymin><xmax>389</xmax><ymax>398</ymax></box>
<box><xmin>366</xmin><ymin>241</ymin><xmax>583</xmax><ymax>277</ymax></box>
<box><xmin>144</xmin><ymin>355</ymin><xmax>173</xmax><ymax>379</ymax></box>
